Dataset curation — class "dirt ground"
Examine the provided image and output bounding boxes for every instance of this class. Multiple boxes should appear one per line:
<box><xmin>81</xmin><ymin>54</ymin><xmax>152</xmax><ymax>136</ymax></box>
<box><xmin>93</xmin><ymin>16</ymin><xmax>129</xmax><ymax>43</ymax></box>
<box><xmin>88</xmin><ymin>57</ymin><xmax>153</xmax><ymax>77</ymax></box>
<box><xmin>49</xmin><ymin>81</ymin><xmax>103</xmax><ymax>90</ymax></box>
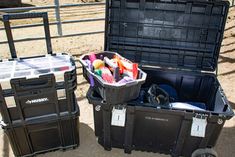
<box><xmin>0</xmin><ymin>2</ymin><xmax>235</xmax><ymax>157</ymax></box>
<box><xmin>21</xmin><ymin>0</ymin><xmax>101</xmax><ymax>5</ymax></box>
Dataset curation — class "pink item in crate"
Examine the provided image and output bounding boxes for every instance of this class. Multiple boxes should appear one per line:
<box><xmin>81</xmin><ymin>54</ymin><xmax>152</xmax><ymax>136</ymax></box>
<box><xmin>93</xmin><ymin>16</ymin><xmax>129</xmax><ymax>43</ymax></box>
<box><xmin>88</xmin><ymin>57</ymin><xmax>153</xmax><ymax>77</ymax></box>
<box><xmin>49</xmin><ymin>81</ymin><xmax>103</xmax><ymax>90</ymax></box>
<box><xmin>101</xmin><ymin>67</ymin><xmax>115</xmax><ymax>83</ymax></box>
<box><xmin>89</xmin><ymin>53</ymin><xmax>97</xmax><ymax>63</ymax></box>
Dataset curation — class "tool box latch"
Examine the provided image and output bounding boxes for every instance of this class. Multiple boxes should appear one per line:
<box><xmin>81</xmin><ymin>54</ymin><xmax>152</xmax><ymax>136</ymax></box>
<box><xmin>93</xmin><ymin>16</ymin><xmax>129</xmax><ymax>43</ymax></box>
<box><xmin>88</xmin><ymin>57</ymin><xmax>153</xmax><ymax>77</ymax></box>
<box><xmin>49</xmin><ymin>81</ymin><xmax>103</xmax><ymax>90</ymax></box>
<box><xmin>191</xmin><ymin>113</ymin><xmax>208</xmax><ymax>138</ymax></box>
<box><xmin>111</xmin><ymin>105</ymin><xmax>126</xmax><ymax>127</ymax></box>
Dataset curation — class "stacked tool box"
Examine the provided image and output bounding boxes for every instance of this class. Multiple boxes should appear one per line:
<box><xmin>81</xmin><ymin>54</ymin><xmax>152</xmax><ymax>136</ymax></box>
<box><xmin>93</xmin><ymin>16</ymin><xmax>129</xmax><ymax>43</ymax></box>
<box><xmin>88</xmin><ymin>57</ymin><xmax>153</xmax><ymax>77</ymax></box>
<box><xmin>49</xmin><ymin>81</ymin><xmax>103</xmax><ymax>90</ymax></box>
<box><xmin>0</xmin><ymin>12</ymin><xmax>79</xmax><ymax>157</ymax></box>
<box><xmin>85</xmin><ymin>0</ymin><xmax>234</xmax><ymax>157</ymax></box>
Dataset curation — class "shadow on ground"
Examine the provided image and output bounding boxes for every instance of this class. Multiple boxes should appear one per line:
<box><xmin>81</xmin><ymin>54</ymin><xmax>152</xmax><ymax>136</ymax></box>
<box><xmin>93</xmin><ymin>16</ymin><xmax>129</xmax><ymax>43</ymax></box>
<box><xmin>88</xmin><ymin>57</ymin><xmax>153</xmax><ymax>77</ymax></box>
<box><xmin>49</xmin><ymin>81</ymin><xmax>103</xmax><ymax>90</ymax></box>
<box><xmin>21</xmin><ymin>3</ymin><xmax>35</xmax><ymax>7</ymax></box>
<box><xmin>216</xmin><ymin>122</ymin><xmax>235</xmax><ymax>157</ymax></box>
<box><xmin>1</xmin><ymin>134</ymin><xmax>10</xmax><ymax>157</ymax></box>
<box><xmin>77</xmin><ymin>96</ymin><xmax>86</xmax><ymax>101</ymax></box>
<box><xmin>0</xmin><ymin>3</ymin><xmax>34</xmax><ymax>9</ymax></box>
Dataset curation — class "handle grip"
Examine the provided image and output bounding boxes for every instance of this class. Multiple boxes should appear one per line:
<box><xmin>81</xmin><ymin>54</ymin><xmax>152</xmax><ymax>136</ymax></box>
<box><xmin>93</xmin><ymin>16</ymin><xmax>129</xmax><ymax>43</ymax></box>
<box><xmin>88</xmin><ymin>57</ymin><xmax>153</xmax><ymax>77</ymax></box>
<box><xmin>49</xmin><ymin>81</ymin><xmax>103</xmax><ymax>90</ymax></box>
<box><xmin>11</xmin><ymin>75</ymin><xmax>54</xmax><ymax>92</ymax></box>
<box><xmin>2</xmin><ymin>12</ymin><xmax>52</xmax><ymax>58</ymax></box>
<box><xmin>86</xmin><ymin>87</ymin><xmax>103</xmax><ymax>105</ymax></box>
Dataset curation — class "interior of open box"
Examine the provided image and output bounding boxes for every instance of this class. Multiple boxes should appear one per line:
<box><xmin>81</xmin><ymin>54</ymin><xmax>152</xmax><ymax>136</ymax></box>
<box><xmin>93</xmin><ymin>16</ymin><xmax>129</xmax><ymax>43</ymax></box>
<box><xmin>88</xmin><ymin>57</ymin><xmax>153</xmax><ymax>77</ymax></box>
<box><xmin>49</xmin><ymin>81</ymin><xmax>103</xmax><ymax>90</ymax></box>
<box><xmin>141</xmin><ymin>68</ymin><xmax>221</xmax><ymax>111</ymax></box>
<box><xmin>90</xmin><ymin>68</ymin><xmax>229</xmax><ymax>113</ymax></box>
<box><xmin>103</xmin><ymin>0</ymin><xmax>230</xmax><ymax>112</ymax></box>
<box><xmin>105</xmin><ymin>0</ymin><xmax>229</xmax><ymax>72</ymax></box>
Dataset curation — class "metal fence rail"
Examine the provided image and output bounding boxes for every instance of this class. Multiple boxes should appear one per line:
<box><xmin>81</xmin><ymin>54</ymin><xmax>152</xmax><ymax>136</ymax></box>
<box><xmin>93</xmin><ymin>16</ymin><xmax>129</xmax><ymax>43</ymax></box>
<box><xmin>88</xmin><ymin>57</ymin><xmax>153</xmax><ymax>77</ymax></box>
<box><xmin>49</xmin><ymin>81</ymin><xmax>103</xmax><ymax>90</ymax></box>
<box><xmin>0</xmin><ymin>1</ymin><xmax>105</xmax><ymax>44</ymax></box>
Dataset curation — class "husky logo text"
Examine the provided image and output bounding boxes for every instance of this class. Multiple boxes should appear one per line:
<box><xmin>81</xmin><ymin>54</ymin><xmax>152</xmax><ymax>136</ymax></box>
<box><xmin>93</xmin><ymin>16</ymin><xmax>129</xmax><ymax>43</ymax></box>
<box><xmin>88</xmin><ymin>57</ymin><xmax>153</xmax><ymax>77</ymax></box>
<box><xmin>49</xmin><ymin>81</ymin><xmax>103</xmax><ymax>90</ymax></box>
<box><xmin>26</xmin><ymin>98</ymin><xmax>49</xmax><ymax>104</ymax></box>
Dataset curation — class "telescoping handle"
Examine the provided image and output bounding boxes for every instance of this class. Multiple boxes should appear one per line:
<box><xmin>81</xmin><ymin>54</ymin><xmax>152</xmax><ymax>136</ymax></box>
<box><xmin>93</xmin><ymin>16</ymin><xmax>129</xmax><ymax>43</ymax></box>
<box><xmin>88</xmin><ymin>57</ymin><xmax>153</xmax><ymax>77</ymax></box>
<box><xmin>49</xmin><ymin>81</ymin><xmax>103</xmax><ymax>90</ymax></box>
<box><xmin>2</xmin><ymin>12</ymin><xmax>53</xmax><ymax>58</ymax></box>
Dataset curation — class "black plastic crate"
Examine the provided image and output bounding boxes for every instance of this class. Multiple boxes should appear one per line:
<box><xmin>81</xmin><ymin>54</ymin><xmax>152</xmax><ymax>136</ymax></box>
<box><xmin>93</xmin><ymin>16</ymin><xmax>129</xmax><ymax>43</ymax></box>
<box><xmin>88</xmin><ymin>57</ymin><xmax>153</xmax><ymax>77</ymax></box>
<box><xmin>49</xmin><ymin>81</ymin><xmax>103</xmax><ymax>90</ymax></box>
<box><xmin>0</xmin><ymin>12</ymin><xmax>78</xmax><ymax>124</ymax></box>
<box><xmin>80</xmin><ymin>51</ymin><xmax>146</xmax><ymax>104</ymax></box>
<box><xmin>1</xmin><ymin>103</ymin><xmax>80</xmax><ymax>157</ymax></box>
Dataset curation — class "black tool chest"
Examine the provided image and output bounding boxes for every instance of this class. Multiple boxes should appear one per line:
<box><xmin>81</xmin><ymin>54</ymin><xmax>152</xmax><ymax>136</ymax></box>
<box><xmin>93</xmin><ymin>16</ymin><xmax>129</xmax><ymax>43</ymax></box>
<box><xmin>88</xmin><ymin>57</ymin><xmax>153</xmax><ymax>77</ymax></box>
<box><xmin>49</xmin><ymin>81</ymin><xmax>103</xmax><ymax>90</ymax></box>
<box><xmin>86</xmin><ymin>0</ymin><xmax>234</xmax><ymax>157</ymax></box>
<box><xmin>0</xmin><ymin>12</ymin><xmax>80</xmax><ymax>157</ymax></box>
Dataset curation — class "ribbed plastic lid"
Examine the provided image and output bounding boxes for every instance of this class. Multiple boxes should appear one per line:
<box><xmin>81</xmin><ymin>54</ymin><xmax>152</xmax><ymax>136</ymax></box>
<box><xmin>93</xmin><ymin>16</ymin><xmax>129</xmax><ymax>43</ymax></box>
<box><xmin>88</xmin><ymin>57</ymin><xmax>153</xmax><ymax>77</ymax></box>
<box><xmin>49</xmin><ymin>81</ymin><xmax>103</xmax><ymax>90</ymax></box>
<box><xmin>105</xmin><ymin>0</ymin><xmax>229</xmax><ymax>71</ymax></box>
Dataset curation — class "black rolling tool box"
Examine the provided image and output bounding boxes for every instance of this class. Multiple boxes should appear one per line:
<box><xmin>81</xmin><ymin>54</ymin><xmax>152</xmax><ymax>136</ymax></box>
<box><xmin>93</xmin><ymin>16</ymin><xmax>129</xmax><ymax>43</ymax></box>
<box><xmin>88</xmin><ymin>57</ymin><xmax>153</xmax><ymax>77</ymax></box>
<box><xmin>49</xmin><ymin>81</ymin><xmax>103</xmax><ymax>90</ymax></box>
<box><xmin>0</xmin><ymin>12</ymin><xmax>77</xmax><ymax>124</ymax></box>
<box><xmin>1</xmin><ymin>102</ymin><xmax>80</xmax><ymax>157</ymax></box>
<box><xmin>0</xmin><ymin>12</ymin><xmax>80</xmax><ymax>157</ymax></box>
<box><xmin>86</xmin><ymin>0</ymin><xmax>234</xmax><ymax>157</ymax></box>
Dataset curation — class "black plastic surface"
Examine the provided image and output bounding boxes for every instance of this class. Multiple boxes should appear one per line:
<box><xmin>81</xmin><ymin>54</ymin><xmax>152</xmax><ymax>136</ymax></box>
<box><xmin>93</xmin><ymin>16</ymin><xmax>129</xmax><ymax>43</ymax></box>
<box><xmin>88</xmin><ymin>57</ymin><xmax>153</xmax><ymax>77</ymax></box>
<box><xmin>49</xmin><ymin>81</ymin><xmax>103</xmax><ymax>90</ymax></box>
<box><xmin>105</xmin><ymin>0</ymin><xmax>229</xmax><ymax>71</ymax></box>
<box><xmin>2</xmin><ymin>105</ymin><xmax>80</xmax><ymax>157</ymax></box>
<box><xmin>86</xmin><ymin>68</ymin><xmax>234</xmax><ymax>156</ymax></box>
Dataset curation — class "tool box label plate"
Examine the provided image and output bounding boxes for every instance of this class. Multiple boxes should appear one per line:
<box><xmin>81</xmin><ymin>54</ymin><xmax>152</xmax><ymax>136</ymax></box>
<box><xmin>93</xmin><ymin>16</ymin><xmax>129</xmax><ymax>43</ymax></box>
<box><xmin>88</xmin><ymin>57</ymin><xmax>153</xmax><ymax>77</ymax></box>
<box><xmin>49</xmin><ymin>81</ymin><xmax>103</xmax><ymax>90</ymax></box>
<box><xmin>111</xmin><ymin>107</ymin><xmax>126</xmax><ymax>127</ymax></box>
<box><xmin>191</xmin><ymin>117</ymin><xmax>207</xmax><ymax>138</ymax></box>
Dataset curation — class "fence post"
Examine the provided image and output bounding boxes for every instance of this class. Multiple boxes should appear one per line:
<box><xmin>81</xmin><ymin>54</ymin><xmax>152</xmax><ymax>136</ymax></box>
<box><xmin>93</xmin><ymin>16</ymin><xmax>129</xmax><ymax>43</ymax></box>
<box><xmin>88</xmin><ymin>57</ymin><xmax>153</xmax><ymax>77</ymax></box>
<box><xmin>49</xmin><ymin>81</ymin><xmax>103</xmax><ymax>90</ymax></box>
<box><xmin>54</xmin><ymin>0</ymin><xmax>63</xmax><ymax>36</ymax></box>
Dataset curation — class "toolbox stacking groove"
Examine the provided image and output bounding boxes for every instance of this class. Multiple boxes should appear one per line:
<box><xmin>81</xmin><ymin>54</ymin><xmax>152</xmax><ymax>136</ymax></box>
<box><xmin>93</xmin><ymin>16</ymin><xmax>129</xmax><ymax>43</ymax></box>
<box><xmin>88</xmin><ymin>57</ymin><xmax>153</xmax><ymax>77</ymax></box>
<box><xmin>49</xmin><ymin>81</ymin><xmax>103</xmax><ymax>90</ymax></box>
<box><xmin>84</xmin><ymin>0</ymin><xmax>234</xmax><ymax>157</ymax></box>
<box><xmin>0</xmin><ymin>12</ymin><xmax>80</xmax><ymax>157</ymax></box>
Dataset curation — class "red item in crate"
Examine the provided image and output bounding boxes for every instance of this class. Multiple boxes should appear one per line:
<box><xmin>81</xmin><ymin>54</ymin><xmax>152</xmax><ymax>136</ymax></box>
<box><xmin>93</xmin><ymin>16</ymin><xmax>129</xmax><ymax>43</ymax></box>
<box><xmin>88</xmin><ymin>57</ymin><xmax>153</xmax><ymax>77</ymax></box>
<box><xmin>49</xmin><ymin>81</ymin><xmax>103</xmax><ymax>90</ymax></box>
<box><xmin>60</xmin><ymin>66</ymin><xmax>70</xmax><ymax>71</ymax></box>
<box><xmin>113</xmin><ymin>55</ymin><xmax>138</xmax><ymax>79</ymax></box>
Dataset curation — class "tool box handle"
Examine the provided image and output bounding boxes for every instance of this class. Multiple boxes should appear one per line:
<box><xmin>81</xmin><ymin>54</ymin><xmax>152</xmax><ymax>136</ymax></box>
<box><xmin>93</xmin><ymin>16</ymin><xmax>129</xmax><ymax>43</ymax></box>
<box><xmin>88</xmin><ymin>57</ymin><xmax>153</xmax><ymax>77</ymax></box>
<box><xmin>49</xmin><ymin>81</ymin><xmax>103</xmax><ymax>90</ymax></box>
<box><xmin>2</xmin><ymin>12</ymin><xmax>52</xmax><ymax>58</ymax></box>
<box><xmin>11</xmin><ymin>75</ymin><xmax>54</xmax><ymax>91</ymax></box>
<box><xmin>86</xmin><ymin>87</ymin><xmax>103</xmax><ymax>105</ymax></box>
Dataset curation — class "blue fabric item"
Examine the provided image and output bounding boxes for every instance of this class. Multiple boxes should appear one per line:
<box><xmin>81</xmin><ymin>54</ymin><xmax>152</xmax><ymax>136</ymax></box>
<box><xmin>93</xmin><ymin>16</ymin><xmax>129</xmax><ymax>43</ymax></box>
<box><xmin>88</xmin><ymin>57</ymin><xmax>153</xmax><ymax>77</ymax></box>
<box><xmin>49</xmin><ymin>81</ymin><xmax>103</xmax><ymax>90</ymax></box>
<box><xmin>159</xmin><ymin>84</ymin><xmax>178</xmax><ymax>100</ymax></box>
<box><xmin>139</xmin><ymin>90</ymin><xmax>146</xmax><ymax>103</ymax></box>
<box><xmin>135</xmin><ymin>85</ymin><xmax>207</xmax><ymax>111</ymax></box>
<box><xmin>134</xmin><ymin>90</ymin><xmax>146</xmax><ymax>106</ymax></box>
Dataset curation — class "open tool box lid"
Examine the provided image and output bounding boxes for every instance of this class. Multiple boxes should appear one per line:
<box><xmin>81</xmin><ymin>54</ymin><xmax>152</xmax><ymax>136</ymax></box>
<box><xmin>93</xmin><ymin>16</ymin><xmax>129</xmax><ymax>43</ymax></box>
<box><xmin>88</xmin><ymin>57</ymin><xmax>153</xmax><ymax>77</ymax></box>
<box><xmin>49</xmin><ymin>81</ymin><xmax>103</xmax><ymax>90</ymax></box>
<box><xmin>104</xmin><ymin>0</ymin><xmax>229</xmax><ymax>72</ymax></box>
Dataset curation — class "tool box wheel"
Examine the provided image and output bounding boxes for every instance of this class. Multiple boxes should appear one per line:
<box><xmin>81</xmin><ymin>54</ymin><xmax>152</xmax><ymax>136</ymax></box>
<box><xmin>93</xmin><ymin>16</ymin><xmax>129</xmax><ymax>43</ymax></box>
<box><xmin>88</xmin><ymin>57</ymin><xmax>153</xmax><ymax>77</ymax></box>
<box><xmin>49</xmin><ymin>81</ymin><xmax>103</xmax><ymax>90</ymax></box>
<box><xmin>191</xmin><ymin>148</ymin><xmax>218</xmax><ymax>157</ymax></box>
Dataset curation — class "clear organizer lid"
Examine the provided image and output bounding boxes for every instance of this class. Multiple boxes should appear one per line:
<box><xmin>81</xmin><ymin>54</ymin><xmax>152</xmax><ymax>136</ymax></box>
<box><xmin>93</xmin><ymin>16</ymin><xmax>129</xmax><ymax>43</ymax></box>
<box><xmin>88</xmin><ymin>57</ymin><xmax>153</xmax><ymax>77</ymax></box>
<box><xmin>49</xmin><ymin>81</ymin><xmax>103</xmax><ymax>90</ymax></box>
<box><xmin>0</xmin><ymin>54</ymin><xmax>75</xmax><ymax>82</ymax></box>
<box><xmin>105</xmin><ymin>0</ymin><xmax>229</xmax><ymax>72</ymax></box>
